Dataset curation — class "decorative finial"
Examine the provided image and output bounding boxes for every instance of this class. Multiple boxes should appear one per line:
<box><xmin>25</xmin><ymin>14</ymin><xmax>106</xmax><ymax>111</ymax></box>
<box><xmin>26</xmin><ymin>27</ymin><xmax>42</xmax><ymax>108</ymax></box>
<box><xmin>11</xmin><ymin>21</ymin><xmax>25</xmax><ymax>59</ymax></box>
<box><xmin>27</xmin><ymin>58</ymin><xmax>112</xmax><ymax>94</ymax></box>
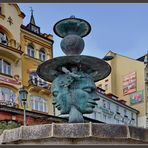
<box><xmin>30</xmin><ymin>7</ymin><xmax>34</xmax><ymax>15</ymax></box>
<box><xmin>29</xmin><ymin>7</ymin><xmax>36</xmax><ymax>25</ymax></box>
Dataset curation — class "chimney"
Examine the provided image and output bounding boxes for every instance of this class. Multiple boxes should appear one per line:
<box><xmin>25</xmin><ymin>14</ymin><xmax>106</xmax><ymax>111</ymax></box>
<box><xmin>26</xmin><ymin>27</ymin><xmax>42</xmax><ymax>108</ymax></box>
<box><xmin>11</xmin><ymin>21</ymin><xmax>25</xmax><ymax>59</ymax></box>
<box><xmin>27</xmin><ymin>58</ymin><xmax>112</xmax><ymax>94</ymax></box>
<box><xmin>107</xmin><ymin>93</ymin><xmax>118</xmax><ymax>100</ymax></box>
<box><xmin>119</xmin><ymin>99</ymin><xmax>126</xmax><ymax>104</ymax></box>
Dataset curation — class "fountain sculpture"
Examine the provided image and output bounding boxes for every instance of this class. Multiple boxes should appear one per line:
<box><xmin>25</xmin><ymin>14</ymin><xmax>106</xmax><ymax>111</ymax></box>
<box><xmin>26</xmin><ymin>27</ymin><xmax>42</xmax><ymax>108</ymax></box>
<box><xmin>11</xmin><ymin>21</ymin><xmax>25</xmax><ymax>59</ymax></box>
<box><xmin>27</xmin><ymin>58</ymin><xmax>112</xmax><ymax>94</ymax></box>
<box><xmin>37</xmin><ymin>16</ymin><xmax>111</xmax><ymax>123</ymax></box>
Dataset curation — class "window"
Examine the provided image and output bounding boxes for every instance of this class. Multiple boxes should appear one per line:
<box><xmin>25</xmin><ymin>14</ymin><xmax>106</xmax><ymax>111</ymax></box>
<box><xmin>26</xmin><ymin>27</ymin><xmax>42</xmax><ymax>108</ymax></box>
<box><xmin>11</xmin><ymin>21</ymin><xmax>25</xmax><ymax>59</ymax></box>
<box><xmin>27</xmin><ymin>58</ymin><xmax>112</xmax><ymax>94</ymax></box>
<box><xmin>0</xmin><ymin>4</ymin><xmax>2</xmax><ymax>14</ymax></box>
<box><xmin>31</xmin><ymin>96</ymin><xmax>48</xmax><ymax>112</ymax></box>
<box><xmin>107</xmin><ymin>102</ymin><xmax>110</xmax><ymax>110</ymax></box>
<box><xmin>0</xmin><ymin>59</ymin><xmax>11</xmax><ymax>75</ymax></box>
<box><xmin>103</xmin><ymin>113</ymin><xmax>107</xmax><ymax>122</ymax></box>
<box><xmin>105</xmin><ymin>79</ymin><xmax>108</xmax><ymax>82</ymax></box>
<box><xmin>104</xmin><ymin>84</ymin><xmax>108</xmax><ymax>90</ymax></box>
<box><xmin>29</xmin><ymin>71</ymin><xmax>38</xmax><ymax>85</ymax></box>
<box><xmin>116</xmin><ymin>105</ymin><xmax>120</xmax><ymax>114</ymax></box>
<box><xmin>0</xmin><ymin>87</ymin><xmax>16</xmax><ymax>107</ymax></box>
<box><xmin>0</xmin><ymin>32</ymin><xmax>8</xmax><ymax>45</ymax></box>
<box><xmin>39</xmin><ymin>49</ymin><xmax>46</xmax><ymax>61</ymax></box>
<box><xmin>116</xmin><ymin>119</ymin><xmax>119</xmax><ymax>124</ymax></box>
<box><xmin>98</xmin><ymin>84</ymin><xmax>102</xmax><ymax>88</ymax></box>
<box><xmin>27</xmin><ymin>45</ymin><xmax>35</xmax><ymax>58</ymax></box>
<box><xmin>31</xmin><ymin>25</ymin><xmax>40</xmax><ymax>34</ymax></box>
<box><xmin>0</xmin><ymin>4</ymin><xmax>3</xmax><ymax>15</ymax></box>
<box><xmin>130</xmin><ymin>112</ymin><xmax>135</xmax><ymax>125</ymax></box>
<box><xmin>103</xmin><ymin>100</ymin><xmax>106</xmax><ymax>108</ymax></box>
<box><xmin>131</xmin><ymin>112</ymin><xmax>134</xmax><ymax>119</ymax></box>
<box><xmin>124</xmin><ymin>109</ymin><xmax>127</xmax><ymax>117</ymax></box>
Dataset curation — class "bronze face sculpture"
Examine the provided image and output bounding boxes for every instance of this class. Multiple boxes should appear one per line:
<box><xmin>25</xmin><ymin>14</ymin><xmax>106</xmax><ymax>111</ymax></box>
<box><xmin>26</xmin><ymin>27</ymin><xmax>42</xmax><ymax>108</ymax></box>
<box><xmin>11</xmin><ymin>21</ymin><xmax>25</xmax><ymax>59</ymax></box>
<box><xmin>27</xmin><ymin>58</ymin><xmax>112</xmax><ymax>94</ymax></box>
<box><xmin>51</xmin><ymin>67</ymin><xmax>99</xmax><ymax>122</ymax></box>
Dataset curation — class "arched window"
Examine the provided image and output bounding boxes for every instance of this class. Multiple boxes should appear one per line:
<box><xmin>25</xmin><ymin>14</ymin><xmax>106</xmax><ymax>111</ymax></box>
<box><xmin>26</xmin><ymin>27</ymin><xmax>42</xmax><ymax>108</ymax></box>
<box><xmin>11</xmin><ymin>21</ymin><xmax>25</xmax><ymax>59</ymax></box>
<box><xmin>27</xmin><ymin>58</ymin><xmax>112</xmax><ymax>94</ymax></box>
<box><xmin>0</xmin><ymin>59</ymin><xmax>11</xmax><ymax>75</ymax></box>
<box><xmin>0</xmin><ymin>32</ymin><xmax>8</xmax><ymax>45</ymax></box>
<box><xmin>30</xmin><ymin>96</ymin><xmax>48</xmax><ymax>112</ymax></box>
<box><xmin>39</xmin><ymin>49</ymin><xmax>46</xmax><ymax>61</ymax></box>
<box><xmin>0</xmin><ymin>87</ymin><xmax>16</xmax><ymax>107</ymax></box>
<box><xmin>27</xmin><ymin>44</ymin><xmax>35</xmax><ymax>58</ymax></box>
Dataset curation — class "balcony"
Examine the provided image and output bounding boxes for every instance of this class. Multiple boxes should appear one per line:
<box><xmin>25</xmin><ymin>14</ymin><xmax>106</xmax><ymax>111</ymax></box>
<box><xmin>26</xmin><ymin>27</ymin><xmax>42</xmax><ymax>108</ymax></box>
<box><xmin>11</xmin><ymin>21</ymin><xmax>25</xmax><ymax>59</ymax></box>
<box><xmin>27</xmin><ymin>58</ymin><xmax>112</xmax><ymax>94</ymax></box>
<box><xmin>0</xmin><ymin>100</ymin><xmax>17</xmax><ymax>108</ymax></box>
<box><xmin>0</xmin><ymin>41</ymin><xmax>23</xmax><ymax>63</ymax></box>
<box><xmin>28</xmin><ymin>77</ymin><xmax>49</xmax><ymax>89</ymax></box>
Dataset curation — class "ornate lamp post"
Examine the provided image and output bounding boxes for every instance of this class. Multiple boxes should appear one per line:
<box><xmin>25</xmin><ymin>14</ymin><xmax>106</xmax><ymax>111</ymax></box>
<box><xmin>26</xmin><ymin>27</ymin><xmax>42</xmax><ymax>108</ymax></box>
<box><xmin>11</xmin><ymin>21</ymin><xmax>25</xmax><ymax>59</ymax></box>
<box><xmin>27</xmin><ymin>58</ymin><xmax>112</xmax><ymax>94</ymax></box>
<box><xmin>19</xmin><ymin>86</ymin><xmax>28</xmax><ymax>126</ymax></box>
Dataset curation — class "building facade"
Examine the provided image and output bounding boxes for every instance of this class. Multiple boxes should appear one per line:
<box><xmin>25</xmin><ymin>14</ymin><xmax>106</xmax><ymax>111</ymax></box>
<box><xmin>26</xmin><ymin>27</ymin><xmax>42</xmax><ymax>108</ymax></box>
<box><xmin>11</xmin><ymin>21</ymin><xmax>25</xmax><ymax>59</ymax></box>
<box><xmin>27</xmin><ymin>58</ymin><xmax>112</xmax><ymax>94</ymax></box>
<box><xmin>85</xmin><ymin>88</ymin><xmax>139</xmax><ymax>127</ymax></box>
<box><xmin>96</xmin><ymin>51</ymin><xmax>147</xmax><ymax>128</ymax></box>
<box><xmin>0</xmin><ymin>3</ymin><xmax>55</xmax><ymax>125</ymax></box>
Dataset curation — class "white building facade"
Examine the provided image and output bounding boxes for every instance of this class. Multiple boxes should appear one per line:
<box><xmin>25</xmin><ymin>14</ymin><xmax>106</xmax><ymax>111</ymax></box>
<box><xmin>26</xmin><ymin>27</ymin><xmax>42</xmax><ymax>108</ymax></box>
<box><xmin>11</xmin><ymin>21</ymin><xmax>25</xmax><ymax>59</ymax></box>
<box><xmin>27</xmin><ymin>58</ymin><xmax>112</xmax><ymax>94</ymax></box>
<box><xmin>85</xmin><ymin>88</ymin><xmax>139</xmax><ymax>126</ymax></box>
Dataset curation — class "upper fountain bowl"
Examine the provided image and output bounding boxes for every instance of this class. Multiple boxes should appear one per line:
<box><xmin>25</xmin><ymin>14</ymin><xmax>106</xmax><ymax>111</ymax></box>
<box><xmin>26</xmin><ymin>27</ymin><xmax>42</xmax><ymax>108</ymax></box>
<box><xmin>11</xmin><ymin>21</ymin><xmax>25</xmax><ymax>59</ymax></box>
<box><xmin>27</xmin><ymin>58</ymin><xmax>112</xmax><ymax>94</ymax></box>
<box><xmin>53</xmin><ymin>15</ymin><xmax>91</xmax><ymax>38</ymax></box>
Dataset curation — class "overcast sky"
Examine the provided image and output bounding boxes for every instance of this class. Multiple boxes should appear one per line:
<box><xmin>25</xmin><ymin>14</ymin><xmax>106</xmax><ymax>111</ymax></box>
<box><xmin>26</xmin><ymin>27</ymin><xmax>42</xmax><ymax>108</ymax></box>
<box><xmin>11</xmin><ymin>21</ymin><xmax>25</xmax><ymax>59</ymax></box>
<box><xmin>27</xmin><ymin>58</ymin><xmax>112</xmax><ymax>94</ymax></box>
<box><xmin>18</xmin><ymin>3</ymin><xmax>148</xmax><ymax>59</ymax></box>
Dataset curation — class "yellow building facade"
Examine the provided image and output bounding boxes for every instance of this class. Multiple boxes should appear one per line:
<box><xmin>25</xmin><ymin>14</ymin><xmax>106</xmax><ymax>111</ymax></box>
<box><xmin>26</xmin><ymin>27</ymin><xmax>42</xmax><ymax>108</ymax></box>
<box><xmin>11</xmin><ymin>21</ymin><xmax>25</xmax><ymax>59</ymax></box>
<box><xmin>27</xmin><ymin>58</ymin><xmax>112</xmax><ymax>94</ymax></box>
<box><xmin>96</xmin><ymin>51</ymin><xmax>147</xmax><ymax>128</ymax></box>
<box><xmin>0</xmin><ymin>4</ymin><xmax>54</xmax><ymax>116</ymax></box>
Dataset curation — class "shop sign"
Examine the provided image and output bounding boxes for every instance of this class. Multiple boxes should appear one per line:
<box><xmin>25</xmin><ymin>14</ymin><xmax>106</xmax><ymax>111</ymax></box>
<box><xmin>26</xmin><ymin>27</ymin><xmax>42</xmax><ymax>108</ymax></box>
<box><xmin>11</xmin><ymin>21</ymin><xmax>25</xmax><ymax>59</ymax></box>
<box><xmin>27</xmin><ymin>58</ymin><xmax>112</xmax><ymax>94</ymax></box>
<box><xmin>123</xmin><ymin>72</ymin><xmax>136</xmax><ymax>95</ymax></box>
<box><xmin>0</xmin><ymin>74</ymin><xmax>21</xmax><ymax>85</ymax></box>
<box><xmin>130</xmin><ymin>90</ymin><xmax>144</xmax><ymax>105</ymax></box>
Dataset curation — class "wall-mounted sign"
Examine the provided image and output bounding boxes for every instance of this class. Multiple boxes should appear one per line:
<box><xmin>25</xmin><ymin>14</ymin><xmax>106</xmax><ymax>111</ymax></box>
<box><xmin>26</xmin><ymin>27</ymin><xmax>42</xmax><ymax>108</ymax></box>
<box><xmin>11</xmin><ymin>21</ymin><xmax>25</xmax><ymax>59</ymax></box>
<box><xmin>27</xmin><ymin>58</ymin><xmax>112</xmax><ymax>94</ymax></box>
<box><xmin>0</xmin><ymin>75</ymin><xmax>21</xmax><ymax>85</ymax></box>
<box><xmin>130</xmin><ymin>90</ymin><xmax>144</xmax><ymax>105</ymax></box>
<box><xmin>123</xmin><ymin>72</ymin><xmax>136</xmax><ymax>95</ymax></box>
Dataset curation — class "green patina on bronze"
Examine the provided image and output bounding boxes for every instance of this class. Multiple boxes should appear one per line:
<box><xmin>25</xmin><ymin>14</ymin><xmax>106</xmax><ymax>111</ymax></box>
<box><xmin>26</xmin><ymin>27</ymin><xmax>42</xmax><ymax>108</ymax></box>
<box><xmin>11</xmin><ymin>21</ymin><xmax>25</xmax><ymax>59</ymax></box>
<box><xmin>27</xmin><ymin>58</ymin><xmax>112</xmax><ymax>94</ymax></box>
<box><xmin>37</xmin><ymin>16</ymin><xmax>111</xmax><ymax>123</ymax></box>
<box><xmin>51</xmin><ymin>67</ymin><xmax>99</xmax><ymax>123</ymax></box>
<box><xmin>53</xmin><ymin>15</ymin><xmax>91</xmax><ymax>38</ymax></box>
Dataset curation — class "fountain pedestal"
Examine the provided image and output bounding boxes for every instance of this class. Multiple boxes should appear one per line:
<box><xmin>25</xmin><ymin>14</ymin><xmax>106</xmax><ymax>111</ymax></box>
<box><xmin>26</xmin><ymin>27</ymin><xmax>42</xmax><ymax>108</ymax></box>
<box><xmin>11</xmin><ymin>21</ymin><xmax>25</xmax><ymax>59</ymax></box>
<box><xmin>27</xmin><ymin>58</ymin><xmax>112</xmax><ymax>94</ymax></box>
<box><xmin>1</xmin><ymin>123</ymin><xmax>148</xmax><ymax>144</ymax></box>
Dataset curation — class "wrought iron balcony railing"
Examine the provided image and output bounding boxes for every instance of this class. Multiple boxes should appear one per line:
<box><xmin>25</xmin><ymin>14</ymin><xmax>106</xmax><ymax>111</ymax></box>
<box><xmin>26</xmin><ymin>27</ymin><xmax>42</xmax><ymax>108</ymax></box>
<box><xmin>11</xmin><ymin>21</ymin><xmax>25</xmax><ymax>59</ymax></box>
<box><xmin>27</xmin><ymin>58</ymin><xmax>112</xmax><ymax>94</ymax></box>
<box><xmin>28</xmin><ymin>77</ymin><xmax>49</xmax><ymax>89</ymax></box>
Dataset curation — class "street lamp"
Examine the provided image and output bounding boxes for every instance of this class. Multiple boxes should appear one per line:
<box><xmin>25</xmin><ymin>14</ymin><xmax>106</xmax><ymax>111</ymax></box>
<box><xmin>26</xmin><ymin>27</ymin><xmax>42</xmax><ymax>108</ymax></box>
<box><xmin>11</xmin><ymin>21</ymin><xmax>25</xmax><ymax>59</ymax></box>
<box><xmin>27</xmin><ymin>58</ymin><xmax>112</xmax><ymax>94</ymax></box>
<box><xmin>19</xmin><ymin>86</ymin><xmax>28</xmax><ymax>126</ymax></box>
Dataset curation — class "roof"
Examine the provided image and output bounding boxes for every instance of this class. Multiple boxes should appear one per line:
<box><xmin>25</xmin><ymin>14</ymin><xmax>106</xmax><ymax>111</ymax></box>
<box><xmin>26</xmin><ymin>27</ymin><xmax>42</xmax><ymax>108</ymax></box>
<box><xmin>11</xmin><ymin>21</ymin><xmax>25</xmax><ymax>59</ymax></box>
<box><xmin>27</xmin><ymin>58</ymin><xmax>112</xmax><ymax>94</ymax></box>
<box><xmin>21</xmin><ymin>25</ymin><xmax>54</xmax><ymax>44</ymax></box>
<box><xmin>106</xmin><ymin>50</ymin><xmax>145</xmax><ymax>63</ymax></box>
<box><xmin>10</xmin><ymin>4</ymin><xmax>25</xmax><ymax>19</ymax></box>
<box><xmin>30</xmin><ymin>10</ymin><xmax>36</xmax><ymax>25</ymax></box>
<box><xmin>136</xmin><ymin>55</ymin><xmax>145</xmax><ymax>62</ymax></box>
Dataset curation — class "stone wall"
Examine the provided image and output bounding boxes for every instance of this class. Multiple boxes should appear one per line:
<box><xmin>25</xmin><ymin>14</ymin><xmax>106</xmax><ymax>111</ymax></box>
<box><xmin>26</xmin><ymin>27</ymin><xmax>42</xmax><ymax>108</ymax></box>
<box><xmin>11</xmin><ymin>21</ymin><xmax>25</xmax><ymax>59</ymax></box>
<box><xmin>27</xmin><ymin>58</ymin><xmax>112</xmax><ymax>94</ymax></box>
<box><xmin>0</xmin><ymin>123</ymin><xmax>148</xmax><ymax>144</ymax></box>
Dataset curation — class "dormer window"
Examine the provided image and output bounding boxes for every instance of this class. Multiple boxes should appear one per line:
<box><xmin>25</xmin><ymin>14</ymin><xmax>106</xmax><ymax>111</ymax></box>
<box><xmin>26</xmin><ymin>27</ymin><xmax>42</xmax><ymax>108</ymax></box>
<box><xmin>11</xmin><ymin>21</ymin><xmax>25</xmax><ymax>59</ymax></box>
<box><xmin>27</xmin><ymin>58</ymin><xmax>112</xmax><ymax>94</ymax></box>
<box><xmin>31</xmin><ymin>25</ymin><xmax>40</xmax><ymax>34</ymax></box>
<box><xmin>0</xmin><ymin>32</ymin><xmax>8</xmax><ymax>45</ymax></box>
<box><xmin>39</xmin><ymin>49</ymin><xmax>46</xmax><ymax>61</ymax></box>
<box><xmin>27</xmin><ymin>44</ymin><xmax>35</xmax><ymax>58</ymax></box>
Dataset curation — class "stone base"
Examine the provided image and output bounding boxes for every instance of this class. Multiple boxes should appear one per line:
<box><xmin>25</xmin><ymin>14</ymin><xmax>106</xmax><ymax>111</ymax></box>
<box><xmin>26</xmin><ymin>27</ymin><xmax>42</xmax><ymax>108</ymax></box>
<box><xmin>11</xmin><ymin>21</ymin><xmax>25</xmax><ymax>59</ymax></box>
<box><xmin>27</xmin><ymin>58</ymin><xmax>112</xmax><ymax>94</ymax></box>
<box><xmin>0</xmin><ymin>123</ymin><xmax>148</xmax><ymax>144</ymax></box>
